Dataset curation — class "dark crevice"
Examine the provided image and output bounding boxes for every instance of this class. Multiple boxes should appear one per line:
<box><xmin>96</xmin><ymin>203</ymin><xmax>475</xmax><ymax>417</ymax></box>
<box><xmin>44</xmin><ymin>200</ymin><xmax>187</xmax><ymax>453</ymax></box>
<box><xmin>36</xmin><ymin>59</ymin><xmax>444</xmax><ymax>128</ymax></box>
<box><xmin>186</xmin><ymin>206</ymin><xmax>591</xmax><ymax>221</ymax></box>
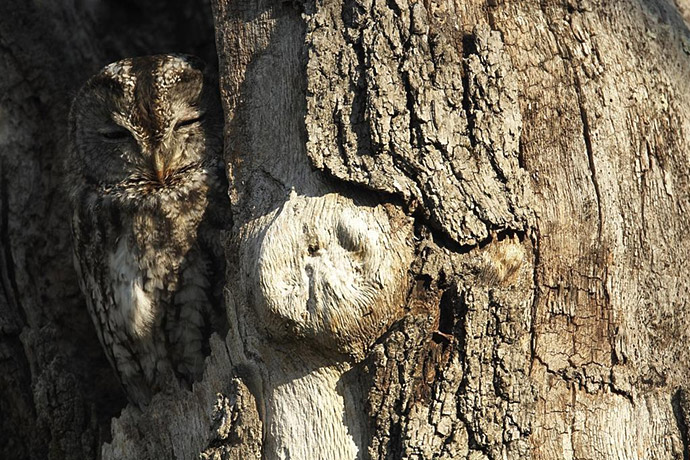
<box><xmin>460</xmin><ymin>33</ymin><xmax>478</xmax><ymax>57</ymax></box>
<box><xmin>388</xmin><ymin>142</ymin><xmax>421</xmax><ymax>181</ymax></box>
<box><xmin>401</xmin><ymin>70</ymin><xmax>423</xmax><ymax>153</ymax></box>
<box><xmin>608</xmin><ymin>380</ymin><xmax>634</xmax><ymax>404</ymax></box>
<box><xmin>0</xmin><ymin>160</ymin><xmax>26</xmax><ymax>327</ymax></box>
<box><xmin>517</xmin><ymin>137</ymin><xmax>527</xmax><ymax>170</ymax></box>
<box><xmin>528</xmin><ymin>226</ymin><xmax>541</xmax><ymax>376</ymax></box>
<box><xmin>427</xmin><ymin>221</ymin><xmax>480</xmax><ymax>255</ymax></box>
<box><xmin>348</xmin><ymin>38</ymin><xmax>376</xmax><ymax>159</ymax></box>
<box><xmin>574</xmin><ymin>75</ymin><xmax>603</xmax><ymax>240</ymax></box>
<box><xmin>673</xmin><ymin>389</ymin><xmax>690</xmax><ymax>460</ymax></box>
<box><xmin>460</xmin><ymin>35</ymin><xmax>479</xmax><ymax>152</ymax></box>
<box><xmin>437</xmin><ymin>288</ymin><xmax>457</xmax><ymax>336</ymax></box>
<box><xmin>454</xmin><ymin>290</ymin><xmax>469</xmax><ymax>372</ymax></box>
<box><xmin>332</xmin><ymin>106</ymin><xmax>352</xmax><ymax>170</ymax></box>
<box><xmin>385</xmin><ymin>0</ymin><xmax>403</xmax><ymax>17</ymax></box>
<box><xmin>1</xmin><ymin>1</ymin><xmax>220</xmax><ymax>457</ymax></box>
<box><xmin>486</xmin><ymin>152</ymin><xmax>510</xmax><ymax>186</ymax></box>
<box><xmin>477</xmin><ymin>228</ymin><xmax>527</xmax><ymax>249</ymax></box>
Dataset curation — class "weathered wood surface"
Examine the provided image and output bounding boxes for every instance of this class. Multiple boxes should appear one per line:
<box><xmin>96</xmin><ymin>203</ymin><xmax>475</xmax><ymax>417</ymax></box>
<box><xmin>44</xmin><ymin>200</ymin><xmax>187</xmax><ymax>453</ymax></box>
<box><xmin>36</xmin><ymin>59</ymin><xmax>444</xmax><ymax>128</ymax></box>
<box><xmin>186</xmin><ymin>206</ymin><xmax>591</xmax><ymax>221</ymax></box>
<box><xmin>2</xmin><ymin>0</ymin><xmax>690</xmax><ymax>459</ymax></box>
<box><xmin>211</xmin><ymin>0</ymin><xmax>690</xmax><ymax>458</ymax></box>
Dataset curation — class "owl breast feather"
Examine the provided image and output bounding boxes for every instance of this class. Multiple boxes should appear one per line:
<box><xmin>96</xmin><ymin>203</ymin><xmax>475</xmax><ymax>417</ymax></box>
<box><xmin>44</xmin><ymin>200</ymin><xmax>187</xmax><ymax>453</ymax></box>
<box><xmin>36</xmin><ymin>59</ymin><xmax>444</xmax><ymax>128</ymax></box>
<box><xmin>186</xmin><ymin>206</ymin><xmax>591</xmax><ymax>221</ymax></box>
<box><xmin>108</xmin><ymin>236</ymin><xmax>157</xmax><ymax>338</ymax></box>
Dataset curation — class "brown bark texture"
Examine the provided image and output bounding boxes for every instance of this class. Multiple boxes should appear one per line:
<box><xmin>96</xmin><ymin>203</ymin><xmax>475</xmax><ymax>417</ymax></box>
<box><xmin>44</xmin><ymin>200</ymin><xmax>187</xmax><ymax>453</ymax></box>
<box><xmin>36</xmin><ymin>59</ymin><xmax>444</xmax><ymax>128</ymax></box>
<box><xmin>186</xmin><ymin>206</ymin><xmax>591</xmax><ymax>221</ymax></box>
<box><xmin>2</xmin><ymin>0</ymin><xmax>690</xmax><ymax>459</ymax></box>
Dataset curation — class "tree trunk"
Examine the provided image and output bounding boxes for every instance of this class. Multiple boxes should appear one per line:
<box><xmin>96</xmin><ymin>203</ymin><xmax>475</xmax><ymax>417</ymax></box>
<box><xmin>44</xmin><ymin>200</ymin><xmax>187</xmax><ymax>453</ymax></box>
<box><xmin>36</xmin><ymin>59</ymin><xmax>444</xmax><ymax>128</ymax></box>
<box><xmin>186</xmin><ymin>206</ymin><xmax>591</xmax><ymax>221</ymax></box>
<box><xmin>3</xmin><ymin>0</ymin><xmax>690</xmax><ymax>459</ymax></box>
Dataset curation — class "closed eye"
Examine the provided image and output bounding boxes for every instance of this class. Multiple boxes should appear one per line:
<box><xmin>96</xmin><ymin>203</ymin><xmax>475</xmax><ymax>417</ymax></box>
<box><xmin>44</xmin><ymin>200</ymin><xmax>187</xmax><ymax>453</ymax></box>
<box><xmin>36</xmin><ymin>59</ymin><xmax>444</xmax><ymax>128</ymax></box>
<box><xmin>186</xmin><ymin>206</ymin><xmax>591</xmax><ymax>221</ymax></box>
<box><xmin>175</xmin><ymin>114</ymin><xmax>205</xmax><ymax>130</ymax></box>
<box><xmin>98</xmin><ymin>127</ymin><xmax>131</xmax><ymax>141</ymax></box>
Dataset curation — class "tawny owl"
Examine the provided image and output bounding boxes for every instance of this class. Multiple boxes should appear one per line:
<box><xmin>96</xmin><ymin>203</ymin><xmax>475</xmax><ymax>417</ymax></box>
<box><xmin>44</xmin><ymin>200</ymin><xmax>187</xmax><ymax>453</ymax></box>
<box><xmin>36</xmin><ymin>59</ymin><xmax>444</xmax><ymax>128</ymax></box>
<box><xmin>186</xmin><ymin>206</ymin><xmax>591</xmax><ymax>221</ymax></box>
<box><xmin>67</xmin><ymin>55</ymin><xmax>230</xmax><ymax>407</ymax></box>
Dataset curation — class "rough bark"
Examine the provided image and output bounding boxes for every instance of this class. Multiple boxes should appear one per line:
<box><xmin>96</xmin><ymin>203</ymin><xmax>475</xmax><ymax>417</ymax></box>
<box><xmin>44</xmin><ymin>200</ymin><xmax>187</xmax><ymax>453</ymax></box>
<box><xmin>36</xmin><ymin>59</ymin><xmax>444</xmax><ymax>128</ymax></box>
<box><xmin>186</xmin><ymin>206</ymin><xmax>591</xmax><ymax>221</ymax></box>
<box><xmin>212</xmin><ymin>0</ymin><xmax>690</xmax><ymax>458</ymax></box>
<box><xmin>3</xmin><ymin>0</ymin><xmax>690</xmax><ymax>459</ymax></box>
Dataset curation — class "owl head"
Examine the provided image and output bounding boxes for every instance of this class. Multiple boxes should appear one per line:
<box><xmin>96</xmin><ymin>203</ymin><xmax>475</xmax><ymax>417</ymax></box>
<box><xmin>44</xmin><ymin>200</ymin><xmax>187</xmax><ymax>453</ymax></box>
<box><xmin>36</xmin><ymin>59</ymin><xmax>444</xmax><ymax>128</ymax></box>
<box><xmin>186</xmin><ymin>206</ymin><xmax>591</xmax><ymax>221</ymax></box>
<box><xmin>68</xmin><ymin>54</ymin><xmax>222</xmax><ymax>194</ymax></box>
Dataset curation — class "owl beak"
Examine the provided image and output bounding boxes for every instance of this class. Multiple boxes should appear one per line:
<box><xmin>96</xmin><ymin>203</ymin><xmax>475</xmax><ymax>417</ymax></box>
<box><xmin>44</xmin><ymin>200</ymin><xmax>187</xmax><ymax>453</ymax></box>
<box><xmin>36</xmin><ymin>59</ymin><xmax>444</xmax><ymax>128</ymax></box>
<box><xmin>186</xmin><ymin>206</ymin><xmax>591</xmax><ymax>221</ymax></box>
<box><xmin>152</xmin><ymin>153</ymin><xmax>167</xmax><ymax>184</ymax></box>
<box><xmin>155</xmin><ymin>167</ymin><xmax>165</xmax><ymax>183</ymax></box>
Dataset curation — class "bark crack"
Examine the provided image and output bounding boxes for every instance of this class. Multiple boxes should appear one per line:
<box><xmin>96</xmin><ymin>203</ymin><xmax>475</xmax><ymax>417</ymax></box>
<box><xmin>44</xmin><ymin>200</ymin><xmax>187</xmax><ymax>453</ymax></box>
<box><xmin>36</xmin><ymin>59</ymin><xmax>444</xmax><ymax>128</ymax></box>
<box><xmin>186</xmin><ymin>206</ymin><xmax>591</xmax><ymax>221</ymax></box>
<box><xmin>574</xmin><ymin>75</ymin><xmax>603</xmax><ymax>240</ymax></box>
<box><xmin>460</xmin><ymin>35</ymin><xmax>478</xmax><ymax>153</ymax></box>
<box><xmin>673</xmin><ymin>388</ymin><xmax>690</xmax><ymax>460</ymax></box>
<box><xmin>528</xmin><ymin>228</ymin><xmax>541</xmax><ymax>377</ymax></box>
<box><xmin>0</xmin><ymin>159</ymin><xmax>26</xmax><ymax>327</ymax></box>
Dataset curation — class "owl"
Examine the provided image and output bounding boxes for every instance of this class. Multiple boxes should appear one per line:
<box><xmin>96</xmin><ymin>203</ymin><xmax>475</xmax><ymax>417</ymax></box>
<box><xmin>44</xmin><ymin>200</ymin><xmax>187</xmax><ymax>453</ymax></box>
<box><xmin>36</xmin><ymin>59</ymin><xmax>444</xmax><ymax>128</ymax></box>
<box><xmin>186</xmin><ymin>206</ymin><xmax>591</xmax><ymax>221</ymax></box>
<box><xmin>67</xmin><ymin>55</ymin><xmax>230</xmax><ymax>407</ymax></box>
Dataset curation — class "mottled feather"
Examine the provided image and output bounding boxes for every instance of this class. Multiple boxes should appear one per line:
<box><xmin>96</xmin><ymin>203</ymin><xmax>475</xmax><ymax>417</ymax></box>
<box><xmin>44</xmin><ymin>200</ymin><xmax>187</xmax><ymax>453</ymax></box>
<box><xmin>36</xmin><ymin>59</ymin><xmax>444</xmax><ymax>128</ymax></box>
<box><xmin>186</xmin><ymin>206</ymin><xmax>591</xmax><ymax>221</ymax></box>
<box><xmin>67</xmin><ymin>55</ymin><xmax>230</xmax><ymax>407</ymax></box>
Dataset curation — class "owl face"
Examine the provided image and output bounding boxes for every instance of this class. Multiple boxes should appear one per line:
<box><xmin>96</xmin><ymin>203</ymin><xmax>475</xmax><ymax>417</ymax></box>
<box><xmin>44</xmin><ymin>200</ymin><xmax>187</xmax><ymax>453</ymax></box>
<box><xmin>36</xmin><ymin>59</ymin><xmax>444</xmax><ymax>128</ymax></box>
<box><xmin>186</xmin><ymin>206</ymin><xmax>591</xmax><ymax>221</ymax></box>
<box><xmin>69</xmin><ymin>55</ymin><xmax>222</xmax><ymax>192</ymax></box>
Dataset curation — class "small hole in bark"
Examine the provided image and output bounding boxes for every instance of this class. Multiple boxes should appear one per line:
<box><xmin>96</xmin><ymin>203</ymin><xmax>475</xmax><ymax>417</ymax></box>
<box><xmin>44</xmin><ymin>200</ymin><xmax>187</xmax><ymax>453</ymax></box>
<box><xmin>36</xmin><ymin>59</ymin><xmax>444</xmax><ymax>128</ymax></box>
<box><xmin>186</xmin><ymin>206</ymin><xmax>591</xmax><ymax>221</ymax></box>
<box><xmin>308</xmin><ymin>243</ymin><xmax>319</xmax><ymax>255</ymax></box>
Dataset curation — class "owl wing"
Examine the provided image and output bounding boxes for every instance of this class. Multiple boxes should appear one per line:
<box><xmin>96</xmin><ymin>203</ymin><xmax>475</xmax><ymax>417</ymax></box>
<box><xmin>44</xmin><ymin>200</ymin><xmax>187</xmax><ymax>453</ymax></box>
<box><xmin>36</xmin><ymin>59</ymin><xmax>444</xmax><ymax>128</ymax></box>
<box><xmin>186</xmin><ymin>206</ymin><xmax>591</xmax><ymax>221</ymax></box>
<box><xmin>166</xmin><ymin>210</ymin><xmax>229</xmax><ymax>385</ymax></box>
<box><xmin>71</xmin><ymin>207</ymin><xmax>163</xmax><ymax>406</ymax></box>
<box><xmin>165</xmin><ymin>248</ymin><xmax>213</xmax><ymax>382</ymax></box>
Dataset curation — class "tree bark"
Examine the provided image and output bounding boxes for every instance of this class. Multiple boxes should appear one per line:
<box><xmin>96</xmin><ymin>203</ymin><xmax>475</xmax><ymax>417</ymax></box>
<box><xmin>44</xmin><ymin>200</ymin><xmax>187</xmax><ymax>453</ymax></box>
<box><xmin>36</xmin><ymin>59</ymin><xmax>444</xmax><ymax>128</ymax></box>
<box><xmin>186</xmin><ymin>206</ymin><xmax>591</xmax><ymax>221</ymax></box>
<box><xmin>3</xmin><ymin>0</ymin><xmax>690</xmax><ymax>459</ymax></box>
